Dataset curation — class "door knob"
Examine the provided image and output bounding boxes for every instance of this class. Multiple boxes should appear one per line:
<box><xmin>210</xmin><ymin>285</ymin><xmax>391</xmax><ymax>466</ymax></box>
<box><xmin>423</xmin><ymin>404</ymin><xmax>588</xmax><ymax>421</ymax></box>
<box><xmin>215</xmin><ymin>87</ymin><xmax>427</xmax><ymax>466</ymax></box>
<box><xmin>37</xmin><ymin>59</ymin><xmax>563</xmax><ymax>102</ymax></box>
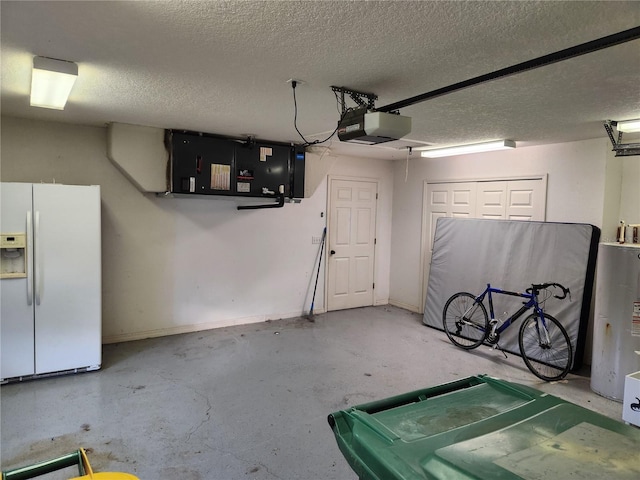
<box><xmin>330</xmin><ymin>250</ymin><xmax>336</xmax><ymax>255</ymax></box>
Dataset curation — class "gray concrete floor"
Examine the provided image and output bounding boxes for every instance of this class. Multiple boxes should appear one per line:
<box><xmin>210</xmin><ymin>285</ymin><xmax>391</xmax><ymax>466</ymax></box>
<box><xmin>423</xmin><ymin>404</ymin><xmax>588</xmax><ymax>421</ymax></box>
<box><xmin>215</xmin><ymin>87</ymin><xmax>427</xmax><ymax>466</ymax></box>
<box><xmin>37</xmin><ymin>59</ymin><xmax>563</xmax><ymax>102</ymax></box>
<box><xmin>0</xmin><ymin>306</ymin><xmax>625</xmax><ymax>479</ymax></box>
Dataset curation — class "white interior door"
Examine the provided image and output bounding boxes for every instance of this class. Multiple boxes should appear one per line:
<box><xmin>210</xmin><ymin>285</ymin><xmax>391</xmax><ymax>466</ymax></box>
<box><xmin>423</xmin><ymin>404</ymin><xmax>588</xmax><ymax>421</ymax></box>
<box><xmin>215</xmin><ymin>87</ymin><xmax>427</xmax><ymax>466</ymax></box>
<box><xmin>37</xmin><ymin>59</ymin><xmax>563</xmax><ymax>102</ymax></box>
<box><xmin>327</xmin><ymin>178</ymin><xmax>377</xmax><ymax>311</ymax></box>
<box><xmin>421</xmin><ymin>176</ymin><xmax>547</xmax><ymax>314</ymax></box>
<box><xmin>33</xmin><ymin>184</ymin><xmax>101</xmax><ymax>374</ymax></box>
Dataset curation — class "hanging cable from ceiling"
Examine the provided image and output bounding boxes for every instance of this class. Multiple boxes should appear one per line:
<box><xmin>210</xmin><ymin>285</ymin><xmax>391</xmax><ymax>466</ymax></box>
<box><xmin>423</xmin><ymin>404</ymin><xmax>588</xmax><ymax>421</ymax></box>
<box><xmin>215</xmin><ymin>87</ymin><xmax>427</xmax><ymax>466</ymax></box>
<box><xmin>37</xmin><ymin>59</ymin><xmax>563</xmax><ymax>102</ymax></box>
<box><xmin>405</xmin><ymin>147</ymin><xmax>412</xmax><ymax>182</ymax></box>
<box><xmin>291</xmin><ymin>81</ymin><xmax>345</xmax><ymax>147</ymax></box>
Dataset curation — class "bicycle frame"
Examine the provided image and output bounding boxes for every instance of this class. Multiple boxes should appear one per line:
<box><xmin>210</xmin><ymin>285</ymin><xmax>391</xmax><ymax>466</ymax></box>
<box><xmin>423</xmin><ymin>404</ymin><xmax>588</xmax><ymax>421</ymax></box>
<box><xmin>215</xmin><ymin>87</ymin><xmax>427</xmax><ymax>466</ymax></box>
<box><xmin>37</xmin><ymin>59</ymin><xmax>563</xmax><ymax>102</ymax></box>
<box><xmin>472</xmin><ymin>284</ymin><xmax>546</xmax><ymax>338</ymax></box>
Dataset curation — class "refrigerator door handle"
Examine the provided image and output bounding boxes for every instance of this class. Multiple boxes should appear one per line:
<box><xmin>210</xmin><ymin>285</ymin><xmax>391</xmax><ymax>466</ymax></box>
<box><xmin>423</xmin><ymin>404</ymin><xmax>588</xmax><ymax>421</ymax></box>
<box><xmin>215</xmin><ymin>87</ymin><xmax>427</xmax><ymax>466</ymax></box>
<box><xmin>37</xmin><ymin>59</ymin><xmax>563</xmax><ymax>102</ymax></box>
<box><xmin>35</xmin><ymin>210</ymin><xmax>41</xmax><ymax>305</ymax></box>
<box><xmin>26</xmin><ymin>210</ymin><xmax>33</xmax><ymax>305</ymax></box>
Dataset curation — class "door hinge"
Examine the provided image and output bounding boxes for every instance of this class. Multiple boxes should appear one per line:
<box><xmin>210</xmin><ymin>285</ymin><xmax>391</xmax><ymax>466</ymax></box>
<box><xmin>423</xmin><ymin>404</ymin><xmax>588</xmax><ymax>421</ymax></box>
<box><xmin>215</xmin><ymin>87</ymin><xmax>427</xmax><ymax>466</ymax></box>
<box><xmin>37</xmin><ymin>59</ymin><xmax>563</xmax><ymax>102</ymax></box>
<box><xmin>373</xmin><ymin>283</ymin><xmax>375</xmax><ymax>289</ymax></box>
<box><xmin>374</xmin><ymin>238</ymin><xmax>377</xmax><ymax>245</ymax></box>
<box><xmin>376</xmin><ymin>193</ymin><xmax>378</xmax><ymax>199</ymax></box>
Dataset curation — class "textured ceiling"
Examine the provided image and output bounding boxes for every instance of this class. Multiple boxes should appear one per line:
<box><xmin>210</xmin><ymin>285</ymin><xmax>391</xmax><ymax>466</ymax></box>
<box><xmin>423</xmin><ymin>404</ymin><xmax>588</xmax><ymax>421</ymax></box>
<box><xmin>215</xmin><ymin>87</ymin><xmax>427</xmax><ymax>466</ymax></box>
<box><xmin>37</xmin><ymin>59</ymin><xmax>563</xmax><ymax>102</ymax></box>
<box><xmin>1</xmin><ymin>1</ymin><xmax>639</xmax><ymax>160</ymax></box>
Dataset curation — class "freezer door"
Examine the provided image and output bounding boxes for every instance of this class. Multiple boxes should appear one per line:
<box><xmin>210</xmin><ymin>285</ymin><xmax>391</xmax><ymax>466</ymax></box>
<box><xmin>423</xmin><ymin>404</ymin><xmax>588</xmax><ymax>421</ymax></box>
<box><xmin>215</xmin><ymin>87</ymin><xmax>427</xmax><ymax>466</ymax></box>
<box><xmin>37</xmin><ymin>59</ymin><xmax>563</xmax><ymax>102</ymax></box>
<box><xmin>32</xmin><ymin>184</ymin><xmax>101</xmax><ymax>374</ymax></box>
<box><xmin>0</xmin><ymin>182</ymin><xmax>35</xmax><ymax>380</ymax></box>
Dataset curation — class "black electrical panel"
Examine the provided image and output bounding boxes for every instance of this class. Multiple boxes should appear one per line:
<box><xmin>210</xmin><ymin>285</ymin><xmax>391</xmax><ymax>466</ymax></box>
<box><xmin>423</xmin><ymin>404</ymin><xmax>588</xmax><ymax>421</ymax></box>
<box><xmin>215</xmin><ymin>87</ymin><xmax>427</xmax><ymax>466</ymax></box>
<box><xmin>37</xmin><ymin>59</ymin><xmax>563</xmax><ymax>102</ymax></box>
<box><xmin>170</xmin><ymin>131</ymin><xmax>305</xmax><ymax>200</ymax></box>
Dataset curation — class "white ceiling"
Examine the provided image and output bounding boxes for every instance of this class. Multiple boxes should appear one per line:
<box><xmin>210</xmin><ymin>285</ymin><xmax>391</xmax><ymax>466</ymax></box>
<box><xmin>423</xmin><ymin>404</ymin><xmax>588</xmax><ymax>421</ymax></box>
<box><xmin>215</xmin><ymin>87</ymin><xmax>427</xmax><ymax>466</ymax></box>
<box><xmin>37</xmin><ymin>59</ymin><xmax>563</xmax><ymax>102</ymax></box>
<box><xmin>1</xmin><ymin>1</ymin><xmax>639</xmax><ymax>160</ymax></box>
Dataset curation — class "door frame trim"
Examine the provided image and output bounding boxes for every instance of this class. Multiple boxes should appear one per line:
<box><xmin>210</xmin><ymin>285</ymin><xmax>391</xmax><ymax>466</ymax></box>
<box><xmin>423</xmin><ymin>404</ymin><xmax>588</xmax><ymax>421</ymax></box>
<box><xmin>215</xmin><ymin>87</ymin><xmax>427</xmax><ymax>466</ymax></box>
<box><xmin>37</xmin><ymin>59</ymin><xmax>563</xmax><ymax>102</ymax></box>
<box><xmin>325</xmin><ymin>175</ymin><xmax>380</xmax><ymax>312</ymax></box>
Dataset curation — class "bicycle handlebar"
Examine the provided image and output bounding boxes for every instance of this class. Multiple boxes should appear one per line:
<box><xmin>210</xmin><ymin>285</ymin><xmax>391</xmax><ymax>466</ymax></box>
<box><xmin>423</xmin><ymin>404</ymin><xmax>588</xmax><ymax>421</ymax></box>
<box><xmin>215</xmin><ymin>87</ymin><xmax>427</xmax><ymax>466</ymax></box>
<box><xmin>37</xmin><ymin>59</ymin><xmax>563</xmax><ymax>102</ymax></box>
<box><xmin>528</xmin><ymin>282</ymin><xmax>571</xmax><ymax>300</ymax></box>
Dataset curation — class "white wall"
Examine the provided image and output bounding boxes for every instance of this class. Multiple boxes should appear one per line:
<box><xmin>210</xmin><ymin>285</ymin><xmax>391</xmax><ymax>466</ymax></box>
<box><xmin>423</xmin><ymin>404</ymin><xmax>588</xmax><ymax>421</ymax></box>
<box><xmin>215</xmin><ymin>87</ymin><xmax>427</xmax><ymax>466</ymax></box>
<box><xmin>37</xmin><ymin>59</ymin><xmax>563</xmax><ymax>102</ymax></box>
<box><xmin>601</xmin><ymin>151</ymin><xmax>639</xmax><ymax>242</ymax></box>
<box><xmin>601</xmin><ymin>148</ymin><xmax>623</xmax><ymax>243</ymax></box>
<box><xmin>389</xmin><ymin>138</ymin><xmax>614</xmax><ymax>312</ymax></box>
<box><xmin>620</xmin><ymin>156</ymin><xmax>640</xmax><ymax>234</ymax></box>
<box><xmin>0</xmin><ymin>117</ymin><xmax>393</xmax><ymax>342</ymax></box>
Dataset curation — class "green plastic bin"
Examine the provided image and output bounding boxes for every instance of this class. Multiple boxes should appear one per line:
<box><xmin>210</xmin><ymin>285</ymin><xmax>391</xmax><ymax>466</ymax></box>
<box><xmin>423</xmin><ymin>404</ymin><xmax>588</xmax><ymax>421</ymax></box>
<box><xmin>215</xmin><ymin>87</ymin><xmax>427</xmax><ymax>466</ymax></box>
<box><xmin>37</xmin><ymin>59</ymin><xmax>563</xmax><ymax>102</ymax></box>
<box><xmin>328</xmin><ymin>375</ymin><xmax>640</xmax><ymax>480</ymax></box>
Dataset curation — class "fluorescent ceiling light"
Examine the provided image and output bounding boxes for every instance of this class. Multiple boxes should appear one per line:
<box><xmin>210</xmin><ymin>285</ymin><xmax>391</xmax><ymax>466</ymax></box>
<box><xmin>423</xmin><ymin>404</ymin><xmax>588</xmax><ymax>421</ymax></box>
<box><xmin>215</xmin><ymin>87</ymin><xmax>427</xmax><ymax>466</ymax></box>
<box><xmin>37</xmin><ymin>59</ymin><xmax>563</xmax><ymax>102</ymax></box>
<box><xmin>617</xmin><ymin>119</ymin><xmax>640</xmax><ymax>133</ymax></box>
<box><xmin>30</xmin><ymin>56</ymin><xmax>78</xmax><ymax>110</ymax></box>
<box><xmin>419</xmin><ymin>140</ymin><xmax>516</xmax><ymax>158</ymax></box>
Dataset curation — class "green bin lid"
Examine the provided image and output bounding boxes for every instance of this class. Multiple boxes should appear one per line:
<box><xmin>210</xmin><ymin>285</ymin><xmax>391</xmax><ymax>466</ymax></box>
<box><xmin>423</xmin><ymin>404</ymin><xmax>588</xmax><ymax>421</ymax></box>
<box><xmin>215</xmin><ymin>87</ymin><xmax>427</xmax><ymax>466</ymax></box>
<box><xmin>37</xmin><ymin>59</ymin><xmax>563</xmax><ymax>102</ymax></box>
<box><xmin>329</xmin><ymin>375</ymin><xmax>640</xmax><ymax>480</ymax></box>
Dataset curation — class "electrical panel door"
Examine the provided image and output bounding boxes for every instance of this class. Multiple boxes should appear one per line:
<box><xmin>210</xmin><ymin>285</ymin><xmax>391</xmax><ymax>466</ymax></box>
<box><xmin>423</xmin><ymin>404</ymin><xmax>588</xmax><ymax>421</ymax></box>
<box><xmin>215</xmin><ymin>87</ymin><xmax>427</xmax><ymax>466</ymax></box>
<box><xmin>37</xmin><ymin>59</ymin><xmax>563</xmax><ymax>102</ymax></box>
<box><xmin>171</xmin><ymin>133</ymin><xmax>235</xmax><ymax>196</ymax></box>
<box><xmin>234</xmin><ymin>143</ymin><xmax>290</xmax><ymax>197</ymax></box>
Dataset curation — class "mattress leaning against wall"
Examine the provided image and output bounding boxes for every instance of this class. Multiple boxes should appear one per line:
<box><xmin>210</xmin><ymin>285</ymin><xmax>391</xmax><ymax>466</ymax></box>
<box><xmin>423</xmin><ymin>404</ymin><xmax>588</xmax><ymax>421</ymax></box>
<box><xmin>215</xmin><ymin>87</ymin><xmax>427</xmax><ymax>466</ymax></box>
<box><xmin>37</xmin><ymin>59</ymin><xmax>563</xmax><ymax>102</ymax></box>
<box><xmin>423</xmin><ymin>218</ymin><xmax>600</xmax><ymax>370</ymax></box>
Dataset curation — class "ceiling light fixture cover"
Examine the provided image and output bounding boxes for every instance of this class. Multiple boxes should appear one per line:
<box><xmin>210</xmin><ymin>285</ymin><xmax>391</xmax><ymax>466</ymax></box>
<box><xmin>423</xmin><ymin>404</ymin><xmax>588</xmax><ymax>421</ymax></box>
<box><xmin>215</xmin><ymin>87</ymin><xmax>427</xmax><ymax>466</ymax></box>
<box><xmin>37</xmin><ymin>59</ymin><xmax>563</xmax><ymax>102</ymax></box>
<box><xmin>30</xmin><ymin>56</ymin><xmax>78</xmax><ymax>110</ymax></box>
<box><xmin>616</xmin><ymin>119</ymin><xmax>640</xmax><ymax>133</ymax></box>
<box><xmin>419</xmin><ymin>140</ymin><xmax>516</xmax><ymax>158</ymax></box>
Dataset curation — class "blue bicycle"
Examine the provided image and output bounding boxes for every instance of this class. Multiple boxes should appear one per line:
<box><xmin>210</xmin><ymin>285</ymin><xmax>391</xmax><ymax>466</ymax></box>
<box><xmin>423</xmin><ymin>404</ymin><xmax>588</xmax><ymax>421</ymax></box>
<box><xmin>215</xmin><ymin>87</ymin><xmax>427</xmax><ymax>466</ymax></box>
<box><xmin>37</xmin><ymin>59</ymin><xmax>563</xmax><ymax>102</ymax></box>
<box><xmin>442</xmin><ymin>282</ymin><xmax>573</xmax><ymax>381</ymax></box>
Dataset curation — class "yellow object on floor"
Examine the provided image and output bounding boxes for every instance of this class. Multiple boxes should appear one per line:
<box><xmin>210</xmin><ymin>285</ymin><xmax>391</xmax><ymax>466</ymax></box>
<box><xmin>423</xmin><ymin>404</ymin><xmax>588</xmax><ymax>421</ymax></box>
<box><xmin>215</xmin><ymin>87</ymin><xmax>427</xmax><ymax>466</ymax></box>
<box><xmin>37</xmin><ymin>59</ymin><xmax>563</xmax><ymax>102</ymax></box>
<box><xmin>68</xmin><ymin>449</ymin><xmax>139</xmax><ymax>480</ymax></box>
<box><xmin>70</xmin><ymin>474</ymin><xmax>139</xmax><ymax>480</ymax></box>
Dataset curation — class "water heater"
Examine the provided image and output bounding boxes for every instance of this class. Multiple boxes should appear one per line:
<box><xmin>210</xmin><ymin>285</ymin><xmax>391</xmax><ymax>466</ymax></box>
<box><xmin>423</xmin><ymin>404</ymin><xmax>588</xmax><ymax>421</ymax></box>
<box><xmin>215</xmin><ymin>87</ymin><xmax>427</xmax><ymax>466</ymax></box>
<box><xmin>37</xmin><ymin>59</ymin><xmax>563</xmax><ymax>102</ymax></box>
<box><xmin>591</xmin><ymin>243</ymin><xmax>640</xmax><ymax>401</ymax></box>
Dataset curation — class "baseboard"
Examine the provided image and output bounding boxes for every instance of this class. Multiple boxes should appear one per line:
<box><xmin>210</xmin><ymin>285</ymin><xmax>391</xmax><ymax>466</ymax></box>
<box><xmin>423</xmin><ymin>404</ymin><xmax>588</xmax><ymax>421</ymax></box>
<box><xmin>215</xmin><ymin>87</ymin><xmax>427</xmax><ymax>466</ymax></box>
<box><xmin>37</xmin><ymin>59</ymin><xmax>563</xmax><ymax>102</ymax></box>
<box><xmin>102</xmin><ymin>309</ymin><xmax>314</xmax><ymax>344</ymax></box>
<box><xmin>388</xmin><ymin>299</ymin><xmax>421</xmax><ymax>313</ymax></box>
<box><xmin>374</xmin><ymin>297</ymin><xmax>389</xmax><ymax>306</ymax></box>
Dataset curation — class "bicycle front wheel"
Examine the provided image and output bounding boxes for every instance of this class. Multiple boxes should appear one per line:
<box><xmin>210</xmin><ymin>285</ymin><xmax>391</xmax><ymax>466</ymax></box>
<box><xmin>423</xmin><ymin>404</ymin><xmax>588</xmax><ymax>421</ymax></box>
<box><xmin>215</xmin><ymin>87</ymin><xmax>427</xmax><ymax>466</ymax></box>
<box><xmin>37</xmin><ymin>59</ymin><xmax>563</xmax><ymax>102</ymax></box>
<box><xmin>519</xmin><ymin>313</ymin><xmax>572</xmax><ymax>381</ymax></box>
<box><xmin>442</xmin><ymin>292</ymin><xmax>488</xmax><ymax>349</ymax></box>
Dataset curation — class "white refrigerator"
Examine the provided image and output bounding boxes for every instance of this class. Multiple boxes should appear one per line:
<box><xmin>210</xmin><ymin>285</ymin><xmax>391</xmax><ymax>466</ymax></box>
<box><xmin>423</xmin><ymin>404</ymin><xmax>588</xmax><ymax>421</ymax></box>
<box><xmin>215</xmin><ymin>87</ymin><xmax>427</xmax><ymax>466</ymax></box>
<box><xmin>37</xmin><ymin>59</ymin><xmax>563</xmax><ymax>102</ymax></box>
<box><xmin>1</xmin><ymin>182</ymin><xmax>101</xmax><ymax>382</ymax></box>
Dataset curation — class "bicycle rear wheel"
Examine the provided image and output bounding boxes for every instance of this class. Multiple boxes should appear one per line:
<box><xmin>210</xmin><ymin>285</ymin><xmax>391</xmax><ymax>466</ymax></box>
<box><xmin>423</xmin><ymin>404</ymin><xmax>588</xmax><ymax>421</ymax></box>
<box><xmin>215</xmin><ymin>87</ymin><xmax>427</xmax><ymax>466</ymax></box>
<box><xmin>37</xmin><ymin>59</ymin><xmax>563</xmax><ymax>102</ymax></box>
<box><xmin>442</xmin><ymin>292</ymin><xmax>488</xmax><ymax>349</ymax></box>
<box><xmin>519</xmin><ymin>313</ymin><xmax>572</xmax><ymax>381</ymax></box>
